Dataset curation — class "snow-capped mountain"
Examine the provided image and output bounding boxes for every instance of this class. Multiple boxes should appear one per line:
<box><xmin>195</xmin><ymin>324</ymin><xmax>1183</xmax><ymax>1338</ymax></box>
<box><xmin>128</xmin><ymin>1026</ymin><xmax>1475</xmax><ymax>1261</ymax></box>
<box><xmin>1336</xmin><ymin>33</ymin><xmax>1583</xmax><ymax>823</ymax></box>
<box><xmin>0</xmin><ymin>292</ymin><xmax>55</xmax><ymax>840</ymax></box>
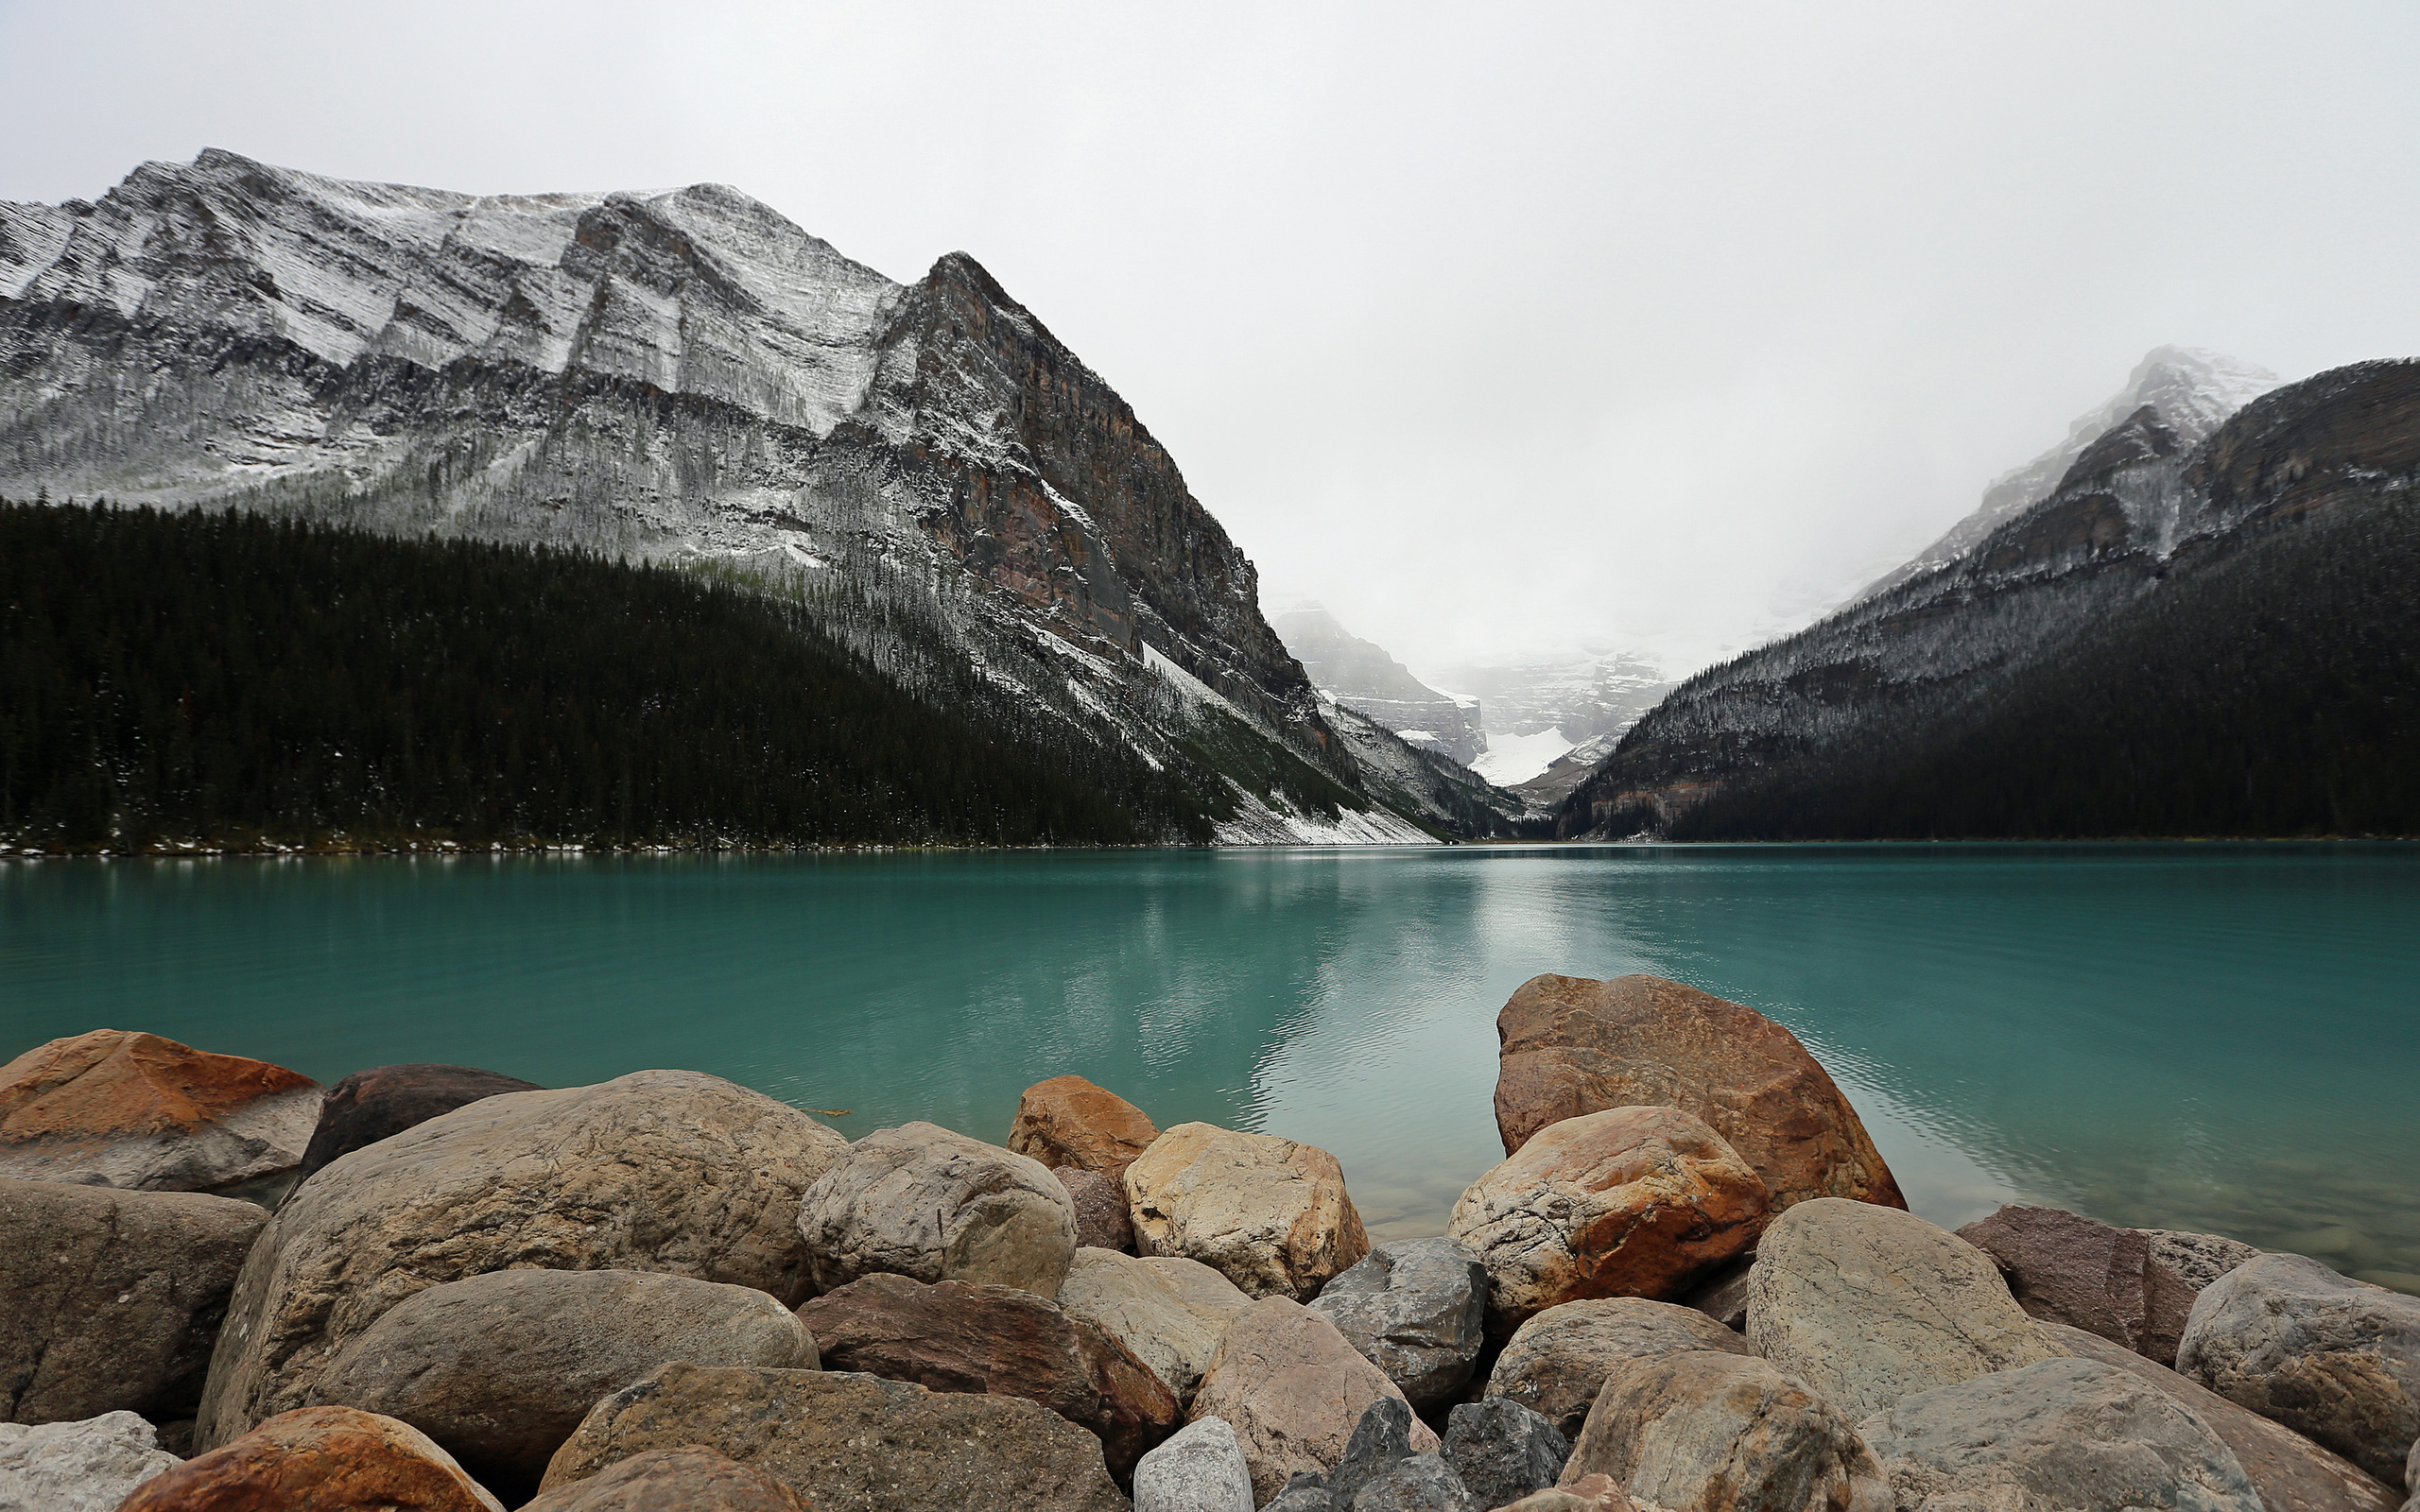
<box><xmin>0</xmin><ymin>151</ymin><xmax>1439</xmax><ymax>844</ymax></box>
<box><xmin>1271</xmin><ymin>605</ymin><xmax>1485</xmax><ymax>765</ymax></box>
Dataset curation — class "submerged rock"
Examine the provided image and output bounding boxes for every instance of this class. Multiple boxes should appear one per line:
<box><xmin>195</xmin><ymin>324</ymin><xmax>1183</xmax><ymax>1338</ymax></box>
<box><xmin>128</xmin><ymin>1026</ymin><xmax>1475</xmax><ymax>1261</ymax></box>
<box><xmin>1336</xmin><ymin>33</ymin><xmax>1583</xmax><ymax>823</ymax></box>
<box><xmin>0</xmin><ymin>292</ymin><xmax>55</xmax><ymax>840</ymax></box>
<box><xmin>1308</xmin><ymin>1237</ymin><xmax>1488</xmax><ymax>1409</ymax></box>
<box><xmin>799</xmin><ymin>1121</ymin><xmax>1078</xmax><ymax>1299</ymax></box>
<box><xmin>1126</xmin><ymin>1123</ymin><xmax>1370</xmax><ymax>1301</ymax></box>
<box><xmin>0</xmin><ymin>1029</ymin><xmax>320</xmax><ymax>1197</ymax></box>
<box><xmin>1011</xmin><ymin>1075</ymin><xmax>1162</xmax><ymax>1182</ymax></box>
<box><xmin>290</xmin><ymin>1064</ymin><xmax>540</xmax><ymax>1193</ymax></box>
<box><xmin>1447</xmin><ymin>1106</ymin><xmax>1768</xmax><ymax>1338</ymax></box>
<box><xmin>121</xmin><ymin>1404</ymin><xmax>506</xmax><ymax>1512</ymax></box>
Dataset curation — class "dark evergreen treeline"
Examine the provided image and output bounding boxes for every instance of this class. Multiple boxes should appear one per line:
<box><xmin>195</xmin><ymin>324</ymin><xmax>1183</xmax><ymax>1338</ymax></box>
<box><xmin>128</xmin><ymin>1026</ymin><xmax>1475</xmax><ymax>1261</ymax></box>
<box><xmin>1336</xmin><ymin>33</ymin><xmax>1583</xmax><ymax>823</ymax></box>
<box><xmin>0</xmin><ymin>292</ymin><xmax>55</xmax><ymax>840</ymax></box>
<box><xmin>0</xmin><ymin>502</ymin><xmax>1224</xmax><ymax>850</ymax></box>
<box><xmin>1669</xmin><ymin>490</ymin><xmax>2420</xmax><ymax>839</ymax></box>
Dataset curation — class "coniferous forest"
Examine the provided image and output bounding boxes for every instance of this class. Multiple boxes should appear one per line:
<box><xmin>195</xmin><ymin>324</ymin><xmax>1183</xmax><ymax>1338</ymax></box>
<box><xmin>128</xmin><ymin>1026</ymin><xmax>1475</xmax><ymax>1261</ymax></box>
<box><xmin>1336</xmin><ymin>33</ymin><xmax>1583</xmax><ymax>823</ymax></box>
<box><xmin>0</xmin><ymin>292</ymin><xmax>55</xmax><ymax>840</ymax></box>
<box><xmin>1667</xmin><ymin>490</ymin><xmax>2420</xmax><ymax>840</ymax></box>
<box><xmin>0</xmin><ymin>502</ymin><xmax>1226</xmax><ymax>851</ymax></box>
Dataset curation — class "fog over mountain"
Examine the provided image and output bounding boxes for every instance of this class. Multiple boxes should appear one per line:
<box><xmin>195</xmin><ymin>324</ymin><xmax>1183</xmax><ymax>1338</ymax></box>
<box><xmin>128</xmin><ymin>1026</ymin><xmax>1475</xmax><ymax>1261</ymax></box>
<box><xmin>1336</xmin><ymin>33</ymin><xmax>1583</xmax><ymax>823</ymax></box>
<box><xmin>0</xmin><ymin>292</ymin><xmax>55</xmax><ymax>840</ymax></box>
<box><xmin>3</xmin><ymin>2</ymin><xmax>2415</xmax><ymax>680</ymax></box>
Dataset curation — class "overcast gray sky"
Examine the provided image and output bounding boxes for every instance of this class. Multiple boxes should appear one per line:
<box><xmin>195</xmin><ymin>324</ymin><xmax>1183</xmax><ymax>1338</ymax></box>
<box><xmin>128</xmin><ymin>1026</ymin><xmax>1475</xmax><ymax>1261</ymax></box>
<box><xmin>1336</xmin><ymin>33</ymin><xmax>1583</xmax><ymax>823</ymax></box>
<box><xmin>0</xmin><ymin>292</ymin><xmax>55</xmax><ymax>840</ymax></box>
<box><xmin>5</xmin><ymin>1</ymin><xmax>2415</xmax><ymax>677</ymax></box>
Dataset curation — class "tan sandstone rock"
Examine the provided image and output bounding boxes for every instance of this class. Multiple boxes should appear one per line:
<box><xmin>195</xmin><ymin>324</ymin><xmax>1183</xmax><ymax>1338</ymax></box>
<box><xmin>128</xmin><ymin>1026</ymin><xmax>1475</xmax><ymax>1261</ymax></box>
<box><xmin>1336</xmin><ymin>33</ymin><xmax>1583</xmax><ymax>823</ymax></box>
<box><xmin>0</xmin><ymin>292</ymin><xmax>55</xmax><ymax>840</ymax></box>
<box><xmin>194</xmin><ymin>1070</ymin><xmax>849</xmax><ymax>1449</ymax></box>
<box><xmin>1011</xmin><ymin>1075</ymin><xmax>1162</xmax><ymax>1181</ymax></box>
<box><xmin>0</xmin><ymin>1029</ymin><xmax>321</xmax><ymax>1196</ymax></box>
<box><xmin>520</xmin><ymin>1446</ymin><xmax>804</xmax><ymax>1512</ymax></box>
<box><xmin>798</xmin><ymin>1122</ymin><xmax>1078</xmax><ymax>1299</ymax></box>
<box><xmin>1746</xmin><ymin>1196</ymin><xmax>2058</xmax><ymax>1421</ymax></box>
<box><xmin>1059</xmin><ymin>1246</ymin><xmax>1253</xmax><ymax>1405</ymax></box>
<box><xmin>538</xmin><ymin>1361</ymin><xmax>1128</xmax><ymax>1512</ymax></box>
<box><xmin>1483</xmin><ymin>1297</ymin><xmax>1756</xmax><ymax>1439</ymax></box>
<box><xmin>1562</xmin><ymin>1349</ymin><xmax>1890</xmax><ymax>1512</ymax></box>
<box><xmin>1447</xmin><ymin>1106</ymin><xmax>1769</xmax><ymax>1338</ymax></box>
<box><xmin>1186</xmin><ymin>1297</ymin><xmax>1437</xmax><ymax>1504</ymax></box>
<box><xmin>1492</xmin><ymin>975</ymin><xmax>1903</xmax><ymax>1211</ymax></box>
<box><xmin>1125</xmin><ymin>1124</ymin><xmax>1369</xmax><ymax>1301</ymax></box>
<box><xmin>120</xmin><ymin>1404</ymin><xmax>506</xmax><ymax>1512</ymax></box>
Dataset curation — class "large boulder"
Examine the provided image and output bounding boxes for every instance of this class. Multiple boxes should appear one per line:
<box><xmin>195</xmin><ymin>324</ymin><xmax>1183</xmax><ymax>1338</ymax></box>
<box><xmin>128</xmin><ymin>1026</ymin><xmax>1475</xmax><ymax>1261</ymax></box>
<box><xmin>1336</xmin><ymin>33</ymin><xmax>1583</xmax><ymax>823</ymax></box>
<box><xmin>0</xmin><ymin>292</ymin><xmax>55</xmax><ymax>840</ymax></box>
<box><xmin>311</xmin><ymin>1267</ymin><xmax>816</xmax><ymax>1499</ymax></box>
<box><xmin>537</xmin><ymin>1361</ymin><xmax>1128</xmax><ymax>1512</ymax></box>
<box><xmin>1326</xmin><ymin>1399</ymin><xmax>1461</xmax><ymax>1510</ymax></box>
<box><xmin>520</xmin><ymin>1446</ymin><xmax>804</xmax><ymax>1512</ymax></box>
<box><xmin>2042</xmin><ymin>1320</ymin><xmax>2401</xmax><ymax>1512</ymax></box>
<box><xmin>1132</xmin><ymin>1415</ymin><xmax>1254</xmax><ymax>1512</ymax></box>
<box><xmin>1011</xmin><ymin>1075</ymin><xmax>1162</xmax><ymax>1182</ymax></box>
<box><xmin>2145</xmin><ymin>1228</ymin><xmax>2263</xmax><ymax>1292</ymax></box>
<box><xmin>1561</xmin><ymin>1349</ymin><xmax>1888</xmax><ymax>1512</ymax></box>
<box><xmin>1494</xmin><ymin>1476</ymin><xmax>1633</xmax><ymax>1512</ymax></box>
<box><xmin>2178</xmin><ymin>1251</ymin><xmax>2420</xmax><ymax>1486</ymax></box>
<box><xmin>0</xmin><ymin>1412</ymin><xmax>183</xmax><ymax>1512</ymax></box>
<box><xmin>290</xmin><ymin>1064</ymin><xmax>540</xmax><ymax>1192</ymax></box>
<box><xmin>1956</xmin><ymin>1203</ymin><xmax>2201</xmax><ymax>1364</ymax></box>
<box><xmin>1126</xmin><ymin>1124</ymin><xmax>1370</xmax><ymax>1301</ymax></box>
<box><xmin>796</xmin><ymin>1271</ymin><xmax>1179</xmax><ymax>1481</ymax></box>
<box><xmin>0</xmin><ymin>1177</ymin><xmax>266</xmax><ymax>1424</ymax></box>
<box><xmin>1746</xmin><ymin>1196</ymin><xmax>2057</xmax><ymax>1420</ymax></box>
<box><xmin>1483</xmin><ymin>1297</ymin><xmax>1754</xmax><ymax>1439</ymax></box>
<box><xmin>1858</xmin><ymin>1356</ymin><xmax>2262</xmax><ymax>1512</ymax></box>
<box><xmin>1440</xmin><ymin>1400</ymin><xmax>1570</xmax><ymax>1509</ymax></box>
<box><xmin>1059</xmin><ymin>1247</ymin><xmax>1253</xmax><ymax>1405</ymax></box>
<box><xmin>120</xmin><ymin>1404</ymin><xmax>506</xmax><ymax>1512</ymax></box>
<box><xmin>1187</xmin><ymin>1297</ymin><xmax>1437</xmax><ymax>1503</ymax></box>
<box><xmin>0</xmin><ymin>1029</ymin><xmax>320</xmax><ymax>1198</ymax></box>
<box><xmin>1308</xmin><ymin>1237</ymin><xmax>1487</xmax><ymax>1410</ymax></box>
<box><xmin>1060</xmin><ymin>1165</ymin><xmax>1139</xmax><ymax>1253</ymax></box>
<box><xmin>194</xmin><ymin>1070</ymin><xmax>849</xmax><ymax>1448</ymax></box>
<box><xmin>1446</xmin><ymin>1106</ymin><xmax>1768</xmax><ymax>1338</ymax></box>
<box><xmin>798</xmin><ymin>1122</ymin><xmax>1078</xmax><ymax>1299</ymax></box>
<box><xmin>1491</xmin><ymin>974</ymin><xmax>1904</xmax><ymax>1210</ymax></box>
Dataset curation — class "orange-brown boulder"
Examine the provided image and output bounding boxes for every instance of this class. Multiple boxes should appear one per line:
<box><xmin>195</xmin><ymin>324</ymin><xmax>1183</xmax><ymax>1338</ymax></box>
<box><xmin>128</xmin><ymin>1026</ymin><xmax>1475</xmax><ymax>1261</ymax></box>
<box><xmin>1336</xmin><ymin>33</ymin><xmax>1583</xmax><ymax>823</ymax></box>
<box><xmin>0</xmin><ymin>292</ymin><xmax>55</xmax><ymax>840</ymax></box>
<box><xmin>1492</xmin><ymin>974</ymin><xmax>1903</xmax><ymax>1211</ymax></box>
<box><xmin>117</xmin><ymin>1405</ymin><xmax>504</xmax><ymax>1512</ymax></box>
<box><xmin>1009</xmin><ymin>1075</ymin><xmax>1161</xmax><ymax>1182</ymax></box>
<box><xmin>1446</xmin><ymin>1106</ymin><xmax>1769</xmax><ymax>1338</ymax></box>
<box><xmin>0</xmin><ymin>1030</ymin><xmax>320</xmax><ymax>1196</ymax></box>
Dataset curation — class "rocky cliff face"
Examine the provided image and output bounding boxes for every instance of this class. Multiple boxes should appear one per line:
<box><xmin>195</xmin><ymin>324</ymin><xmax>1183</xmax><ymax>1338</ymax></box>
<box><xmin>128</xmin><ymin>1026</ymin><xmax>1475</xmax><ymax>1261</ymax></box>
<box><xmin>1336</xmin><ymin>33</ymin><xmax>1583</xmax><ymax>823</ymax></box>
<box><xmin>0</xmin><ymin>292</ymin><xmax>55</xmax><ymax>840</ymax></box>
<box><xmin>1562</xmin><ymin>356</ymin><xmax>2417</xmax><ymax>837</ymax></box>
<box><xmin>1</xmin><ymin>151</ymin><xmax>1418</xmax><ymax>842</ymax></box>
<box><xmin>1272</xmin><ymin>606</ymin><xmax>1485</xmax><ymax>765</ymax></box>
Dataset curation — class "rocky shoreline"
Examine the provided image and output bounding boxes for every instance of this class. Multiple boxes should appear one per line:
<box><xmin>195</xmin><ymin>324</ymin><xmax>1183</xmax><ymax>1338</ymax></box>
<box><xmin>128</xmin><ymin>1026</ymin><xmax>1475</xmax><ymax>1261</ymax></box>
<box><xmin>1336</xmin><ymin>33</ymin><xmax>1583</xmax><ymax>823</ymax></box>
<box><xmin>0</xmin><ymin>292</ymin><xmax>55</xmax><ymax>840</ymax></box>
<box><xmin>3</xmin><ymin>975</ymin><xmax>2415</xmax><ymax>1511</ymax></box>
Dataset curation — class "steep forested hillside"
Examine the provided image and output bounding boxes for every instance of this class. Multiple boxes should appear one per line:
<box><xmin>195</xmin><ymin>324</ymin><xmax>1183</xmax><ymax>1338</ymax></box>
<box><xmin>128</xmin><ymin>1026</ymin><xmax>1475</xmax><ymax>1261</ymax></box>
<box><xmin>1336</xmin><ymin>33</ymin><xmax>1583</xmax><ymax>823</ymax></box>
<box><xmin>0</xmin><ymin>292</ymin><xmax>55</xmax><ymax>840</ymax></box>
<box><xmin>0</xmin><ymin>503</ymin><xmax>1226</xmax><ymax>851</ymax></box>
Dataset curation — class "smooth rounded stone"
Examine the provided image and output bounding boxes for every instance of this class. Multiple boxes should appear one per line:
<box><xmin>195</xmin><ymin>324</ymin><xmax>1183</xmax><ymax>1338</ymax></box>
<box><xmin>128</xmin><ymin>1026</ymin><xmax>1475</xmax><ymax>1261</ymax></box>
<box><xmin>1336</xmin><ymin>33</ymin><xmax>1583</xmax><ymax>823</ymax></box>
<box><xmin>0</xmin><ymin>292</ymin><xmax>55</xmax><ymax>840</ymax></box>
<box><xmin>2041</xmin><ymin>1321</ymin><xmax>2401</xmax><ymax>1512</ymax></box>
<box><xmin>312</xmin><ymin>1267</ymin><xmax>816</xmax><ymax>1498</ymax></box>
<box><xmin>0</xmin><ymin>1412</ymin><xmax>184</xmax><ymax>1512</ymax></box>
<box><xmin>2144</xmin><ymin>1228</ymin><xmax>2264</xmax><ymax>1293</ymax></box>
<box><xmin>795</xmin><ymin>1271</ymin><xmax>1179</xmax><ymax>1481</ymax></box>
<box><xmin>1187</xmin><ymin>1297</ymin><xmax>1438</xmax><ymax>1504</ymax></box>
<box><xmin>1490</xmin><ymin>974</ymin><xmax>1904</xmax><ymax>1210</ymax></box>
<box><xmin>1495</xmin><ymin>1473</ymin><xmax>1633</xmax><ymax>1512</ymax></box>
<box><xmin>1562</xmin><ymin>1350</ymin><xmax>1888</xmax><ymax>1512</ymax></box>
<box><xmin>1061</xmin><ymin>1165</ymin><xmax>1139</xmax><ymax>1253</ymax></box>
<box><xmin>1484</xmin><ymin>1297</ymin><xmax>1755</xmax><ymax>1440</ymax></box>
<box><xmin>0</xmin><ymin>1177</ymin><xmax>267</xmax><ymax>1424</ymax></box>
<box><xmin>1858</xmin><ymin>1356</ymin><xmax>2262</xmax><ymax>1512</ymax></box>
<box><xmin>537</xmin><ymin>1361</ymin><xmax>1128</xmax><ymax>1512</ymax></box>
<box><xmin>0</xmin><ymin>1029</ymin><xmax>320</xmax><ymax>1196</ymax></box>
<box><xmin>1011</xmin><ymin>1075</ymin><xmax>1162</xmax><ymax>1182</ymax></box>
<box><xmin>1957</xmin><ymin>1203</ymin><xmax>2201</xmax><ymax>1365</ymax></box>
<box><xmin>520</xmin><ymin>1445</ymin><xmax>804</xmax><ymax>1511</ymax></box>
<box><xmin>1746</xmin><ymin>1196</ymin><xmax>2058</xmax><ymax>1421</ymax></box>
<box><xmin>121</xmin><ymin>1404</ymin><xmax>507</xmax><ymax>1512</ymax></box>
<box><xmin>1126</xmin><ymin>1123</ymin><xmax>1371</xmax><ymax>1302</ymax></box>
<box><xmin>1060</xmin><ymin>1247</ymin><xmax>1253</xmax><ymax>1405</ymax></box>
<box><xmin>1441</xmin><ymin>1400</ymin><xmax>1570</xmax><ymax>1509</ymax></box>
<box><xmin>799</xmin><ymin>1121</ymin><xmax>1078</xmax><ymax>1299</ymax></box>
<box><xmin>290</xmin><ymin>1064</ymin><xmax>540</xmax><ymax>1192</ymax></box>
<box><xmin>1309</xmin><ymin>1238</ymin><xmax>1488</xmax><ymax>1410</ymax></box>
<box><xmin>1446</xmin><ymin>1107</ymin><xmax>1769</xmax><ymax>1339</ymax></box>
<box><xmin>195</xmin><ymin>1070</ymin><xmax>849</xmax><ymax>1449</ymax></box>
<box><xmin>2177</xmin><ymin>1251</ymin><xmax>2420</xmax><ymax>1486</ymax></box>
<box><xmin>1132</xmin><ymin>1415</ymin><xmax>1253</xmax><ymax>1512</ymax></box>
<box><xmin>1351</xmin><ymin>1453</ymin><xmax>1477</xmax><ymax>1512</ymax></box>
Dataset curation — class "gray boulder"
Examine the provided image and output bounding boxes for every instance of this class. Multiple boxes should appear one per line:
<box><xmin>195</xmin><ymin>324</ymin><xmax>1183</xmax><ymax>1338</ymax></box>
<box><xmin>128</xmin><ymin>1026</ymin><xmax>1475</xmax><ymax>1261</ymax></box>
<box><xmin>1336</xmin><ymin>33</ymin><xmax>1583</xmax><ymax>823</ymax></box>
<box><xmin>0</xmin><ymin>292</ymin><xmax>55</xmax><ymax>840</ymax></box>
<box><xmin>1746</xmin><ymin>1196</ymin><xmax>2057</xmax><ymax>1420</ymax></box>
<box><xmin>1309</xmin><ymin>1238</ymin><xmax>1487</xmax><ymax>1410</ymax></box>
<box><xmin>2178</xmin><ymin>1251</ymin><xmax>2420</xmax><ymax>1486</ymax></box>
<box><xmin>1858</xmin><ymin>1355</ymin><xmax>2262</xmax><ymax>1512</ymax></box>
<box><xmin>1484</xmin><ymin>1297</ymin><xmax>1754</xmax><ymax>1438</ymax></box>
<box><xmin>0</xmin><ymin>1177</ymin><xmax>266</xmax><ymax>1425</ymax></box>
<box><xmin>195</xmin><ymin>1070</ymin><xmax>849</xmax><ymax>1448</ymax></box>
<box><xmin>1132</xmin><ymin>1415</ymin><xmax>1254</xmax><ymax>1512</ymax></box>
<box><xmin>311</xmin><ymin>1267</ymin><xmax>816</xmax><ymax>1498</ymax></box>
<box><xmin>0</xmin><ymin>1412</ymin><xmax>182</xmax><ymax>1512</ymax></box>
<box><xmin>799</xmin><ymin>1121</ymin><xmax>1078</xmax><ymax>1298</ymax></box>
<box><xmin>1351</xmin><ymin>1454</ymin><xmax>1475</xmax><ymax>1512</ymax></box>
<box><xmin>1327</xmin><ymin>1399</ymin><xmax>1436</xmax><ymax>1510</ymax></box>
<box><xmin>1564</xmin><ymin>1349</ymin><xmax>1889</xmax><ymax>1512</ymax></box>
<box><xmin>1441</xmin><ymin>1400</ymin><xmax>1569</xmax><ymax>1509</ymax></box>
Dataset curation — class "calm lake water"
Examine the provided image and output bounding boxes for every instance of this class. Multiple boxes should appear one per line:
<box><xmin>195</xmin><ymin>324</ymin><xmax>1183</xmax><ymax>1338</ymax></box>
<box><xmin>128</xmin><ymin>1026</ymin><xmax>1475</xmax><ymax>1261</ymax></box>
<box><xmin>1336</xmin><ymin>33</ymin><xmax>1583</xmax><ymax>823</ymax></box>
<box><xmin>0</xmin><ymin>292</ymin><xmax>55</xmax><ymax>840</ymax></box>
<box><xmin>5</xmin><ymin>844</ymin><xmax>2416</xmax><ymax>1289</ymax></box>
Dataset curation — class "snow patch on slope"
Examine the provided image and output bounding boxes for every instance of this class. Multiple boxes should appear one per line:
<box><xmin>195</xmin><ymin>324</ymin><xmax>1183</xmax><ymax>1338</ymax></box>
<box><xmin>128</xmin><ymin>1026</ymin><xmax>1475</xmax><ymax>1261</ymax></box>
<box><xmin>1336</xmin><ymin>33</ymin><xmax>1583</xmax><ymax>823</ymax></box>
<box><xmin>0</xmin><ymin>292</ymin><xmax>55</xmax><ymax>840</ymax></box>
<box><xmin>1471</xmin><ymin>727</ymin><xmax>1576</xmax><ymax>786</ymax></box>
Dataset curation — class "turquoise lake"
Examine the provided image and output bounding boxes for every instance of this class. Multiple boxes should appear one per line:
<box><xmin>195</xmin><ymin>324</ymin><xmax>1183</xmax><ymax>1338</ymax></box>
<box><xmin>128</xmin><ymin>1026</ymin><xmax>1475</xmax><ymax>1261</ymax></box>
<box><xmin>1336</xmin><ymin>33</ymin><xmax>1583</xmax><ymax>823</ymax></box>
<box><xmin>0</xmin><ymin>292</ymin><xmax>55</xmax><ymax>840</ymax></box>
<box><xmin>5</xmin><ymin>843</ymin><xmax>2416</xmax><ymax>1289</ymax></box>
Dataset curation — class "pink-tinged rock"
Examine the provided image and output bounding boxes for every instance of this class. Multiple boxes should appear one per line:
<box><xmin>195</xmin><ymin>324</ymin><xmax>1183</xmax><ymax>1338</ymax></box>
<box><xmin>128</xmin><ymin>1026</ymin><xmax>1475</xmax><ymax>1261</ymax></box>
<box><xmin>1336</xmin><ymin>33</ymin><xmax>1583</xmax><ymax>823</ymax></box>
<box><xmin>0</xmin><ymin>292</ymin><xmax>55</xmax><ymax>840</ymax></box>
<box><xmin>1186</xmin><ymin>1297</ymin><xmax>1437</xmax><ymax>1504</ymax></box>
<box><xmin>1957</xmin><ymin>1203</ymin><xmax>2201</xmax><ymax>1365</ymax></box>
